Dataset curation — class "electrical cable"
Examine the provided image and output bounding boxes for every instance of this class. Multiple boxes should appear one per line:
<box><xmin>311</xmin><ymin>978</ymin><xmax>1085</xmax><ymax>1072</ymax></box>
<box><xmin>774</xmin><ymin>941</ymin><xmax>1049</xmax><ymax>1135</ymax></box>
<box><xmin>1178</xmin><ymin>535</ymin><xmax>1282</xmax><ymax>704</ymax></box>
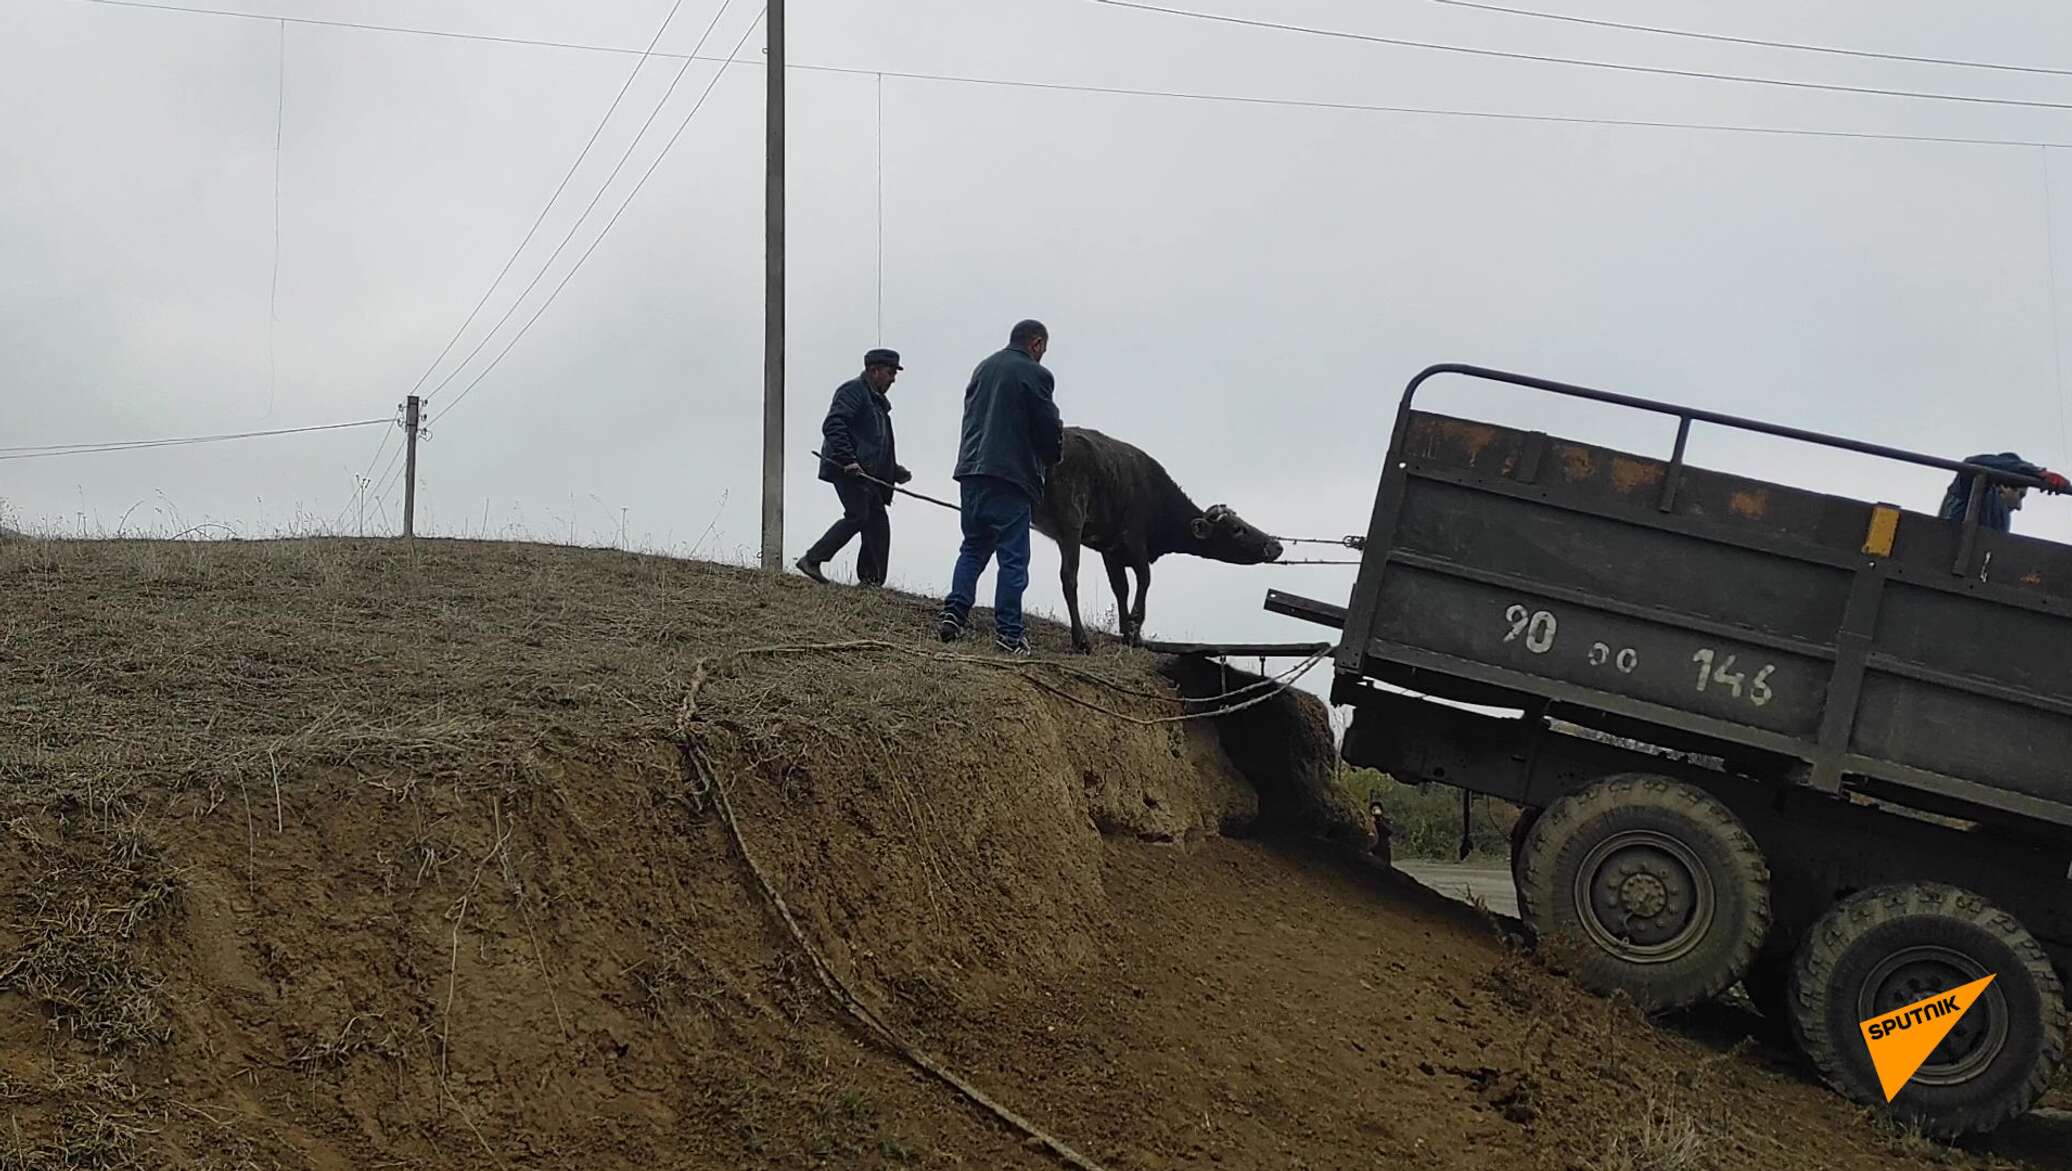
<box><xmin>0</xmin><ymin>418</ymin><xmax>389</xmax><ymax>461</ymax></box>
<box><xmin>428</xmin><ymin>7</ymin><xmax>765</xmax><ymax>425</ymax></box>
<box><xmin>1429</xmin><ymin>0</ymin><xmax>2072</xmax><ymax>82</ymax></box>
<box><xmin>1090</xmin><ymin>0</ymin><xmax>2072</xmax><ymax>114</ymax></box>
<box><xmin>401</xmin><ymin>0</ymin><xmax>692</xmax><ymax>404</ymax></box>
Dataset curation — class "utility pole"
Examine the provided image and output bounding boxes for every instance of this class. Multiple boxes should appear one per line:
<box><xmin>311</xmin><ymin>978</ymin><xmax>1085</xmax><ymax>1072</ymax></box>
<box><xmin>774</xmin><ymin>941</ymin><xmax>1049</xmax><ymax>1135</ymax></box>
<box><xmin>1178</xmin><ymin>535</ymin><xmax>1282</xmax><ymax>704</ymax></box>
<box><xmin>759</xmin><ymin>0</ymin><xmax>786</xmax><ymax>571</ymax></box>
<box><xmin>402</xmin><ymin>394</ymin><xmax>421</xmax><ymax>539</ymax></box>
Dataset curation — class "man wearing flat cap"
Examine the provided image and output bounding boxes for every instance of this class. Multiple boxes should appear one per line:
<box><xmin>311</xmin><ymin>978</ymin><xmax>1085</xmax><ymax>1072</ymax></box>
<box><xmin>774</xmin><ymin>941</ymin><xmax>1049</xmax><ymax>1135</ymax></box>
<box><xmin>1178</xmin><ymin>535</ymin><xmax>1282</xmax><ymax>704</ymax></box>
<box><xmin>797</xmin><ymin>348</ymin><xmax>911</xmax><ymax>586</ymax></box>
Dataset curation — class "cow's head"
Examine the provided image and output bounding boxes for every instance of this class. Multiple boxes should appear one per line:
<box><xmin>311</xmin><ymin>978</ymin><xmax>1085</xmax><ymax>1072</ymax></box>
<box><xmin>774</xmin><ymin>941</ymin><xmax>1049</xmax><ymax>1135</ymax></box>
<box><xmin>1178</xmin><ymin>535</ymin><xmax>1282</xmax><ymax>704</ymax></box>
<box><xmin>1188</xmin><ymin>504</ymin><xmax>1284</xmax><ymax>565</ymax></box>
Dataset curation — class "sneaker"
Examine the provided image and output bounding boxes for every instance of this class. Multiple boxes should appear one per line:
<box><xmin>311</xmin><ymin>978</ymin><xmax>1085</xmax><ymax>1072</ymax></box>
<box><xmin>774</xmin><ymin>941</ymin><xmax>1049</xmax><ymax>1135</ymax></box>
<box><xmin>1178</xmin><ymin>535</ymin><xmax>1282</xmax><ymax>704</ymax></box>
<box><xmin>794</xmin><ymin>557</ymin><xmax>828</xmax><ymax>584</ymax></box>
<box><xmin>936</xmin><ymin>610</ymin><xmax>964</xmax><ymax>642</ymax></box>
<box><xmin>995</xmin><ymin>635</ymin><xmax>1032</xmax><ymax>658</ymax></box>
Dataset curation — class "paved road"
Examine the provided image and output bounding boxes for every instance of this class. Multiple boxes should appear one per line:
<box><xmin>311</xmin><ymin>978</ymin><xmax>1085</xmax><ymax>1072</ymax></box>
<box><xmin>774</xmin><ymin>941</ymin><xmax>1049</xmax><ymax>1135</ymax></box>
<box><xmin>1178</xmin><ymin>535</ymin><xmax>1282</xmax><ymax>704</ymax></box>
<box><xmin>1391</xmin><ymin>860</ymin><xmax>1519</xmax><ymax>920</ymax></box>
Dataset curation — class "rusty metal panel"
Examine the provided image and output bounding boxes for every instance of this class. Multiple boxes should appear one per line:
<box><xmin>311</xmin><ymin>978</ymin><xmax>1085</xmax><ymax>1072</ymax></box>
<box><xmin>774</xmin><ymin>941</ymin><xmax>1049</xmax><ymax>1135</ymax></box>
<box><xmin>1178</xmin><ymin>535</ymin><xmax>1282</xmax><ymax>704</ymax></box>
<box><xmin>1392</xmin><ymin>477</ymin><xmax>1851</xmax><ymax>642</ymax></box>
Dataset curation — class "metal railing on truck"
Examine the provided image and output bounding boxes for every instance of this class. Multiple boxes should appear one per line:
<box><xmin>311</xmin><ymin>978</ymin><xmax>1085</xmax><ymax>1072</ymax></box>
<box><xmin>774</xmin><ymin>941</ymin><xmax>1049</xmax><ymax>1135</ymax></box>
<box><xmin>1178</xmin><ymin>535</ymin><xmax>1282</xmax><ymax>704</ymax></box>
<box><xmin>1278</xmin><ymin>363</ymin><xmax>2072</xmax><ymax>832</ymax></box>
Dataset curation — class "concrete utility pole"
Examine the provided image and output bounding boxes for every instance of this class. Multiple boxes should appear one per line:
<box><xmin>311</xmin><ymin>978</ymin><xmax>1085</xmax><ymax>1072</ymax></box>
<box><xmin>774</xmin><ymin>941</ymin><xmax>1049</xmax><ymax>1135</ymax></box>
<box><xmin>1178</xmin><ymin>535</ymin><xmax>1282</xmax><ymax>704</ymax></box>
<box><xmin>402</xmin><ymin>394</ymin><xmax>421</xmax><ymax>539</ymax></box>
<box><xmin>759</xmin><ymin>0</ymin><xmax>786</xmax><ymax>571</ymax></box>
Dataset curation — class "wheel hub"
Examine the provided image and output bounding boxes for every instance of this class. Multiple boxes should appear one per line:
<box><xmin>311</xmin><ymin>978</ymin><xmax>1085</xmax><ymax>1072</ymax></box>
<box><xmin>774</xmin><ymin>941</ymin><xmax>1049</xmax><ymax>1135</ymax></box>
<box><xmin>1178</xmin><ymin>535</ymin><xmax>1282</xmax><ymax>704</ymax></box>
<box><xmin>1616</xmin><ymin>872</ymin><xmax>1669</xmax><ymax>919</ymax></box>
<box><xmin>1859</xmin><ymin>946</ymin><xmax>2008</xmax><ymax>1087</ymax></box>
<box><xmin>1572</xmin><ymin>831</ymin><xmax>1715</xmax><ymax>964</ymax></box>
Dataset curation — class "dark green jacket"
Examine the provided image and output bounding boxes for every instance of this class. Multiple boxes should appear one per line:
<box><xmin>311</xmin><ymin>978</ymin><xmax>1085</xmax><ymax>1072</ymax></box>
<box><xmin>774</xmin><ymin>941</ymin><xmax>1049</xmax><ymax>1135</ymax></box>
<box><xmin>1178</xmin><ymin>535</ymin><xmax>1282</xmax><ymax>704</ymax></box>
<box><xmin>1939</xmin><ymin>452</ymin><xmax>2041</xmax><ymax>533</ymax></box>
<box><xmin>952</xmin><ymin>345</ymin><xmax>1063</xmax><ymax>501</ymax></box>
<box><xmin>819</xmin><ymin>377</ymin><xmax>906</xmax><ymax>502</ymax></box>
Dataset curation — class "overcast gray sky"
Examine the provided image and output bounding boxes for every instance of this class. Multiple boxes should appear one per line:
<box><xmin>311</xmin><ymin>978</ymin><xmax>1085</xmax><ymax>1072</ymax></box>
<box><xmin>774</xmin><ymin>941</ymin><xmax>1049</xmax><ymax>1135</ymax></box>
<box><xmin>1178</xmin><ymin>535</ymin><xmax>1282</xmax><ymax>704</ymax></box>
<box><xmin>10</xmin><ymin>0</ymin><xmax>2072</xmax><ymax>655</ymax></box>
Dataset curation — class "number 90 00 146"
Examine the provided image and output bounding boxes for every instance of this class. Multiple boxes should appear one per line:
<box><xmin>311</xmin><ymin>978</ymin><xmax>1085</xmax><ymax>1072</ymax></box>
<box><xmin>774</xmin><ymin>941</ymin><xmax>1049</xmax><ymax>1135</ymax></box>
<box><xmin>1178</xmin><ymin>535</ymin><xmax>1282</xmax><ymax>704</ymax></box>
<box><xmin>1502</xmin><ymin>603</ymin><xmax>1779</xmax><ymax>707</ymax></box>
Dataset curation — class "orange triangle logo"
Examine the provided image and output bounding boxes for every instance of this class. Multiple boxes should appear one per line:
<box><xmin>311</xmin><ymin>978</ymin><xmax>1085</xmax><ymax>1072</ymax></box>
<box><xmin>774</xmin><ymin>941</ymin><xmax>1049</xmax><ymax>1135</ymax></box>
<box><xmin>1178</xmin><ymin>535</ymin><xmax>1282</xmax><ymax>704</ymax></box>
<box><xmin>1858</xmin><ymin>974</ymin><xmax>1996</xmax><ymax>1101</ymax></box>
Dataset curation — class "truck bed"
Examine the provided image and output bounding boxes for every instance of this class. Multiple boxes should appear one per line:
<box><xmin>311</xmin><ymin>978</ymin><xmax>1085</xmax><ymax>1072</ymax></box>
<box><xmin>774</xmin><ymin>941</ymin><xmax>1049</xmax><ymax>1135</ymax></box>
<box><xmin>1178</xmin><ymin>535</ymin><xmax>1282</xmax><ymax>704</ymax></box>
<box><xmin>1276</xmin><ymin>374</ymin><xmax>2072</xmax><ymax>837</ymax></box>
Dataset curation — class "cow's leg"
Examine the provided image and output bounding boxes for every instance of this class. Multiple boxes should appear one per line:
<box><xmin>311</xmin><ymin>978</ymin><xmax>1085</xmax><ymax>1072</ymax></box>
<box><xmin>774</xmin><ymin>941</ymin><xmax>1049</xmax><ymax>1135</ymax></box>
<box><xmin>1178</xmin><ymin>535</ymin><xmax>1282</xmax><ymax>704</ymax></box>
<box><xmin>1101</xmin><ymin>551</ymin><xmax>1135</xmax><ymax>645</ymax></box>
<box><xmin>1127</xmin><ymin>558</ymin><xmax>1152</xmax><ymax>642</ymax></box>
<box><xmin>1058</xmin><ymin>537</ymin><xmax>1091</xmax><ymax>652</ymax></box>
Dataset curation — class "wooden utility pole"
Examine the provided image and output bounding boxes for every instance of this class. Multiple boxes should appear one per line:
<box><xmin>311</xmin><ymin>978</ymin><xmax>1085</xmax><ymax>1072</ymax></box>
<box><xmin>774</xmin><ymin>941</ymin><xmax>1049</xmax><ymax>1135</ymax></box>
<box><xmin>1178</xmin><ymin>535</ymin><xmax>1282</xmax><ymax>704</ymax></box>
<box><xmin>403</xmin><ymin>393</ymin><xmax>421</xmax><ymax>538</ymax></box>
<box><xmin>759</xmin><ymin>0</ymin><xmax>786</xmax><ymax>571</ymax></box>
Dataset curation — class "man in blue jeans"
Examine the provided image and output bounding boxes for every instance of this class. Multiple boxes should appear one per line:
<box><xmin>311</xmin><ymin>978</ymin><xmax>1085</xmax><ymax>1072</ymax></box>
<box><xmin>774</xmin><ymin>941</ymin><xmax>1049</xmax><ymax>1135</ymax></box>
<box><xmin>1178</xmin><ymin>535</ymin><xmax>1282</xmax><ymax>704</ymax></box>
<box><xmin>937</xmin><ymin>320</ymin><xmax>1064</xmax><ymax>656</ymax></box>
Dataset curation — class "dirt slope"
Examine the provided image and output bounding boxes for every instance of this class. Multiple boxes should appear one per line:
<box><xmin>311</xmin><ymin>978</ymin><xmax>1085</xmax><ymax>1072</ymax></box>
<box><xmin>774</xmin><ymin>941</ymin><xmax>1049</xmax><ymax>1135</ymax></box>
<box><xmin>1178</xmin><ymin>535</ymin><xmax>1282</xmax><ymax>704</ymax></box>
<box><xmin>1</xmin><ymin>538</ymin><xmax>2064</xmax><ymax>1170</ymax></box>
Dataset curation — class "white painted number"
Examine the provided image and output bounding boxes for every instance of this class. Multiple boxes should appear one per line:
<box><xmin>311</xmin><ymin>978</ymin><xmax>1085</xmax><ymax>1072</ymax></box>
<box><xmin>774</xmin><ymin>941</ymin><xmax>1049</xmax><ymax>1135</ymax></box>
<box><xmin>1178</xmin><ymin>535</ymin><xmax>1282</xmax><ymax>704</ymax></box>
<box><xmin>1502</xmin><ymin>605</ymin><xmax>1559</xmax><ymax>654</ymax></box>
<box><xmin>1693</xmin><ymin>649</ymin><xmax>1779</xmax><ymax>707</ymax></box>
<box><xmin>1588</xmin><ymin>641</ymin><xmax>1640</xmax><ymax>673</ymax></box>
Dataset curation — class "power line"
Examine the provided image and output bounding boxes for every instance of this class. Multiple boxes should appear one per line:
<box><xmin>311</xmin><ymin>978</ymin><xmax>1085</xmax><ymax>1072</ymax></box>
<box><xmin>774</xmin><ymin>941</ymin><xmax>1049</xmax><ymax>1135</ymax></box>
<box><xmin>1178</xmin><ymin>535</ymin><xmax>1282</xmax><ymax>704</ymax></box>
<box><xmin>332</xmin><ymin>412</ymin><xmax>401</xmax><ymax>531</ymax></box>
<box><xmin>1430</xmin><ymin>0</ymin><xmax>2072</xmax><ymax>81</ymax></box>
<box><xmin>366</xmin><ymin>452</ymin><xmax>407</xmax><ymax>532</ymax></box>
<box><xmin>827</xmin><ymin>62</ymin><xmax>2072</xmax><ymax>153</ymax></box>
<box><xmin>266</xmin><ymin>18</ymin><xmax>284</xmax><ymax>415</ymax></box>
<box><xmin>2044</xmin><ymin>148</ymin><xmax>2070</xmax><ymax>462</ymax></box>
<box><xmin>1090</xmin><ymin>0</ymin><xmax>2072</xmax><ymax>114</ymax></box>
<box><xmin>0</xmin><ymin>418</ymin><xmax>389</xmax><ymax>461</ymax></box>
<box><xmin>429</xmin><ymin>8</ymin><xmax>766</xmax><ymax>426</ymax></box>
<box><xmin>70</xmin><ymin>0</ymin><xmax>686</xmax><ymax>59</ymax></box>
<box><xmin>424</xmin><ymin>3</ymin><xmax>738</xmax><ymax>405</ymax></box>
<box><xmin>403</xmin><ymin>0</ymin><xmax>692</xmax><ymax>404</ymax></box>
<box><xmin>62</xmin><ymin>0</ymin><xmax>2072</xmax><ymax>152</ymax></box>
<box><xmin>876</xmin><ymin>71</ymin><xmax>885</xmax><ymax>347</ymax></box>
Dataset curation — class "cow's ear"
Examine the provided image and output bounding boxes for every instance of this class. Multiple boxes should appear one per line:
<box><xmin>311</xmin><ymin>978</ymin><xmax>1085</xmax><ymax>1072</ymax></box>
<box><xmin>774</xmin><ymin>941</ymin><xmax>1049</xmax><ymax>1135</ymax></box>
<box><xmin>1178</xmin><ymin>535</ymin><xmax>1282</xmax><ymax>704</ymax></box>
<box><xmin>1189</xmin><ymin>517</ymin><xmax>1212</xmax><ymax>539</ymax></box>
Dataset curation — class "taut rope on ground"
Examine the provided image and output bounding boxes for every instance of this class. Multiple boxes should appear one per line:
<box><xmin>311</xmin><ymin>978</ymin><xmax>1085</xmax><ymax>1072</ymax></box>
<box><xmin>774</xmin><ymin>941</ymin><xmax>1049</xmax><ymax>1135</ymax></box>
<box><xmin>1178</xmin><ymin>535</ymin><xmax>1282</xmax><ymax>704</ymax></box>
<box><xmin>673</xmin><ymin>638</ymin><xmax>1329</xmax><ymax>733</ymax></box>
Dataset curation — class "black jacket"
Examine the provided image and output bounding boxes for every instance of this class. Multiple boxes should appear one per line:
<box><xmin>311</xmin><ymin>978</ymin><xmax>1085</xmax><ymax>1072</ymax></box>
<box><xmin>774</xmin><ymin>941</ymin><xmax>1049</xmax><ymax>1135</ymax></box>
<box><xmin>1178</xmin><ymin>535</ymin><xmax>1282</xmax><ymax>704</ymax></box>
<box><xmin>819</xmin><ymin>376</ymin><xmax>907</xmax><ymax>502</ymax></box>
<box><xmin>952</xmin><ymin>345</ymin><xmax>1064</xmax><ymax>501</ymax></box>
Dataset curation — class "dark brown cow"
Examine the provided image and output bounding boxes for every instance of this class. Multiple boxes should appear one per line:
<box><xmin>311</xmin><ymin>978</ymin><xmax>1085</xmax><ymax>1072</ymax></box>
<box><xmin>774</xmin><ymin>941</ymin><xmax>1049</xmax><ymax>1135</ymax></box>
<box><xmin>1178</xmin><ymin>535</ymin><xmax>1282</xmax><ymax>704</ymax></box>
<box><xmin>1033</xmin><ymin>426</ymin><xmax>1283</xmax><ymax>652</ymax></box>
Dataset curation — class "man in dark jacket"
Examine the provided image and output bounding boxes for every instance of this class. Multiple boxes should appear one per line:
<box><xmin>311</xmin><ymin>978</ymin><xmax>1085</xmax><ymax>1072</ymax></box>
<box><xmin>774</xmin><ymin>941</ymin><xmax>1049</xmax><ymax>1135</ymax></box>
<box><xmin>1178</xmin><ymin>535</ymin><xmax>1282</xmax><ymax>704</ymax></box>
<box><xmin>936</xmin><ymin>320</ymin><xmax>1064</xmax><ymax>655</ymax></box>
<box><xmin>1938</xmin><ymin>452</ymin><xmax>2069</xmax><ymax>533</ymax></box>
<box><xmin>797</xmin><ymin>348</ymin><xmax>910</xmax><ymax>586</ymax></box>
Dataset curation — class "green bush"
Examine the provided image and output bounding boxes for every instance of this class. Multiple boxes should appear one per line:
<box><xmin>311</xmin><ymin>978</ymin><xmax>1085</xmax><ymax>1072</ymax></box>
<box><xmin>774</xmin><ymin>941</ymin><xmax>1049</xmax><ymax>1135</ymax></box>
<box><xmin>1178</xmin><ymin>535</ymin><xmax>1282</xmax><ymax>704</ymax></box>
<box><xmin>1339</xmin><ymin>768</ymin><xmax>1520</xmax><ymax>861</ymax></box>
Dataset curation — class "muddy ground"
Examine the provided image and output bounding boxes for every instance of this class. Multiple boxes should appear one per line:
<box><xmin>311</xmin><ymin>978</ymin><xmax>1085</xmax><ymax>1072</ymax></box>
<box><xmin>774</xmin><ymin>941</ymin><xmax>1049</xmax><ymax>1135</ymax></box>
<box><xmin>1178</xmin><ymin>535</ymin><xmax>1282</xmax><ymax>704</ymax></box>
<box><xmin>1</xmin><ymin>538</ymin><xmax>2065</xmax><ymax>1170</ymax></box>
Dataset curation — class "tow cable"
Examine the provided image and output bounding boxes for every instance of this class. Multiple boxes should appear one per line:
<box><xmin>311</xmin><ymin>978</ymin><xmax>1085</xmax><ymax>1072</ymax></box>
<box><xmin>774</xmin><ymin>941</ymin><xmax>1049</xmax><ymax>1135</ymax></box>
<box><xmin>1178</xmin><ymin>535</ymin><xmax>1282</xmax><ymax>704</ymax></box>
<box><xmin>809</xmin><ymin>451</ymin><xmax>1368</xmax><ymax>565</ymax></box>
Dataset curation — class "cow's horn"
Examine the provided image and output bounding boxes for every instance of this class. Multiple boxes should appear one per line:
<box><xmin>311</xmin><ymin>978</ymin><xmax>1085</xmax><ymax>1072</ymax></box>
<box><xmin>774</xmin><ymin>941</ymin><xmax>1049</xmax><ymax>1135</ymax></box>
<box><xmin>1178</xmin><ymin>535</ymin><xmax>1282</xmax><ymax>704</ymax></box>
<box><xmin>1205</xmin><ymin>504</ymin><xmax>1229</xmax><ymax>521</ymax></box>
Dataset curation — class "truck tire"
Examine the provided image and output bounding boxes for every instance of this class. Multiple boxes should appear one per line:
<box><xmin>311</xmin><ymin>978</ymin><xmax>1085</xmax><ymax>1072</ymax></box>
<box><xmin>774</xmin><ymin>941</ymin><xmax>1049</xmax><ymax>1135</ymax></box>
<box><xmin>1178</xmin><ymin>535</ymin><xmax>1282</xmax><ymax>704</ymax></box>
<box><xmin>1789</xmin><ymin>883</ymin><xmax>2067</xmax><ymax>1136</ymax></box>
<box><xmin>1508</xmin><ymin>806</ymin><xmax>1541</xmax><ymax>923</ymax></box>
<box><xmin>1517</xmin><ymin>774</ymin><xmax>1770</xmax><ymax>1010</ymax></box>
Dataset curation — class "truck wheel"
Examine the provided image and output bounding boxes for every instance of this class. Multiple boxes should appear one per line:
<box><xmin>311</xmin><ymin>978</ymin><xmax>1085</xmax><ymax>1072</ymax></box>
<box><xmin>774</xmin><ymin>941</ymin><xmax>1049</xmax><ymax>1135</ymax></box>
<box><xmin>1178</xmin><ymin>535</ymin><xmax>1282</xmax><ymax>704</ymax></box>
<box><xmin>1517</xmin><ymin>774</ymin><xmax>1770</xmax><ymax>1010</ymax></box>
<box><xmin>1789</xmin><ymin>883</ymin><xmax>2067</xmax><ymax>1136</ymax></box>
<box><xmin>1508</xmin><ymin>806</ymin><xmax>1541</xmax><ymax>920</ymax></box>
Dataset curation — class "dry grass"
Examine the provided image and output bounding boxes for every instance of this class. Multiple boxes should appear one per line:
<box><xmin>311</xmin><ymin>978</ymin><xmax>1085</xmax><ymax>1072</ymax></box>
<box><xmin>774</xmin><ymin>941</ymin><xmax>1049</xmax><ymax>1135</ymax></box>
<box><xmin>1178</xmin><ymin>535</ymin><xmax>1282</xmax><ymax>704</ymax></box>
<box><xmin>1594</xmin><ymin>1099</ymin><xmax>1709</xmax><ymax>1171</ymax></box>
<box><xmin>0</xmin><ymin>820</ymin><xmax>180</xmax><ymax>1052</ymax></box>
<box><xmin>0</xmin><ymin>538</ymin><xmax>1180</xmax><ymax>810</ymax></box>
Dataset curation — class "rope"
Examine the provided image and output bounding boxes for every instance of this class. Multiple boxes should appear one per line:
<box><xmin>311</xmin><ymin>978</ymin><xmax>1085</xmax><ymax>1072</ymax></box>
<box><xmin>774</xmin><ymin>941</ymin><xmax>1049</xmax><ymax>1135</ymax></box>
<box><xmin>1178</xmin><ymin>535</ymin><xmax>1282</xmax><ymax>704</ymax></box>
<box><xmin>676</xmin><ymin>638</ymin><xmax>1328</xmax><ymax>726</ymax></box>
<box><xmin>809</xmin><ymin>450</ymin><xmax>961</xmax><ymax>511</ymax></box>
<box><xmin>666</xmin><ymin>637</ymin><xmax>1337</xmax><ymax>1165</ymax></box>
<box><xmin>803</xmin><ymin>451</ymin><xmax>1372</xmax><ymax>570</ymax></box>
<box><xmin>1017</xmin><ymin>649</ymin><xmax>1330</xmax><ymax>726</ymax></box>
<box><xmin>683</xmin><ymin>743</ymin><xmax>1113</xmax><ymax>1171</ymax></box>
<box><xmin>1264</xmin><ymin>559</ymin><xmax>1360</xmax><ymax>566</ymax></box>
<box><xmin>1273</xmin><ymin>534</ymin><xmax>1366</xmax><ymax>549</ymax></box>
